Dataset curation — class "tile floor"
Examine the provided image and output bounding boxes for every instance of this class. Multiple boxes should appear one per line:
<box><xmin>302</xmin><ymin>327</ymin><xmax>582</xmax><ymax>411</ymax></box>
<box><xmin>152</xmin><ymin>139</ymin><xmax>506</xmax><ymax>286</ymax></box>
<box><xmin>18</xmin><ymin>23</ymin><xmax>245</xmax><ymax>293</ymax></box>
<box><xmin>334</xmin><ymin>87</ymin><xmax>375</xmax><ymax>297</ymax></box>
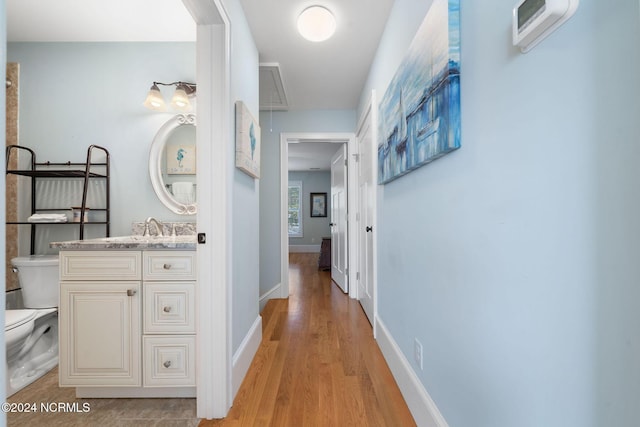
<box><xmin>6</xmin><ymin>368</ymin><xmax>199</xmax><ymax>426</ymax></box>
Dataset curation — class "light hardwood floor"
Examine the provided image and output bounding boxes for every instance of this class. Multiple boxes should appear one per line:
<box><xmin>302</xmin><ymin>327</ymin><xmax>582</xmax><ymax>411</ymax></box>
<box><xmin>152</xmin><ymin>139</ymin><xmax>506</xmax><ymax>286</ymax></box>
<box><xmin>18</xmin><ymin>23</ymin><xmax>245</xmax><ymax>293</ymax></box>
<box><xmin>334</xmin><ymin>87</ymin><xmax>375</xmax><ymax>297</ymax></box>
<box><xmin>200</xmin><ymin>253</ymin><xmax>415</xmax><ymax>426</ymax></box>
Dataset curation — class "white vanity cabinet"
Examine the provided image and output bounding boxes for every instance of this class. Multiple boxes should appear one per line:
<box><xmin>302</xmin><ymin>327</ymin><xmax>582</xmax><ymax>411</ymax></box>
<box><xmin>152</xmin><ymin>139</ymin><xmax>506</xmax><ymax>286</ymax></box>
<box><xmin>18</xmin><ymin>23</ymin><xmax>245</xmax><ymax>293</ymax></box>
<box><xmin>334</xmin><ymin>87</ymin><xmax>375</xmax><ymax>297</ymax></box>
<box><xmin>58</xmin><ymin>249</ymin><xmax>196</xmax><ymax>397</ymax></box>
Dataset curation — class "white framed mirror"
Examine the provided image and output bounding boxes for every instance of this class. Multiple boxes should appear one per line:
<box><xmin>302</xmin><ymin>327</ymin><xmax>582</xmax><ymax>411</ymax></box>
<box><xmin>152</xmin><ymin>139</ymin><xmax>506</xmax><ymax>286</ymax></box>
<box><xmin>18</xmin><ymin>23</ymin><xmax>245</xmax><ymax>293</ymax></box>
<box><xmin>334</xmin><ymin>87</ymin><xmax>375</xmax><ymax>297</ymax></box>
<box><xmin>149</xmin><ymin>113</ymin><xmax>197</xmax><ymax>215</ymax></box>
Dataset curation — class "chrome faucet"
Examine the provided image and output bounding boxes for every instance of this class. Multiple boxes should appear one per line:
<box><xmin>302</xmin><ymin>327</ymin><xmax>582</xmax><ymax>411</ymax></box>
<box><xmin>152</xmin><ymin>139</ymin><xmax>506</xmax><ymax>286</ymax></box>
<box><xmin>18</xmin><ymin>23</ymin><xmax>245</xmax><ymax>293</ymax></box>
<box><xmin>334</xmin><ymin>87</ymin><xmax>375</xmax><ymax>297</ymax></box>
<box><xmin>143</xmin><ymin>217</ymin><xmax>164</xmax><ymax>237</ymax></box>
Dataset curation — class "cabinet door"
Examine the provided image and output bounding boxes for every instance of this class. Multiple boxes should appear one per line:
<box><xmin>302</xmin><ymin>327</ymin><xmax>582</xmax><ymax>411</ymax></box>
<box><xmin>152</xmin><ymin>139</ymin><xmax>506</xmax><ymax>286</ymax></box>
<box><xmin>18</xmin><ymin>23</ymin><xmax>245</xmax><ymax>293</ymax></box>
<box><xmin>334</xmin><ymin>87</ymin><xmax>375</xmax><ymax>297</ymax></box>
<box><xmin>59</xmin><ymin>282</ymin><xmax>141</xmax><ymax>387</ymax></box>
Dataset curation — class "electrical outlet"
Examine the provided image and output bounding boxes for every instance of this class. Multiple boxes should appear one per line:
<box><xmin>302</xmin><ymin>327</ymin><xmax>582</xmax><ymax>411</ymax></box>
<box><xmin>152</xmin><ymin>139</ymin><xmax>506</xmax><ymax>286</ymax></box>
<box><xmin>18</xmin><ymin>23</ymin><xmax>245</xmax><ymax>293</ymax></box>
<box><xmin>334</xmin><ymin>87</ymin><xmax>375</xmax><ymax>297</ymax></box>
<box><xmin>414</xmin><ymin>338</ymin><xmax>423</xmax><ymax>371</ymax></box>
<box><xmin>311</xmin><ymin>237</ymin><xmax>316</xmax><ymax>243</ymax></box>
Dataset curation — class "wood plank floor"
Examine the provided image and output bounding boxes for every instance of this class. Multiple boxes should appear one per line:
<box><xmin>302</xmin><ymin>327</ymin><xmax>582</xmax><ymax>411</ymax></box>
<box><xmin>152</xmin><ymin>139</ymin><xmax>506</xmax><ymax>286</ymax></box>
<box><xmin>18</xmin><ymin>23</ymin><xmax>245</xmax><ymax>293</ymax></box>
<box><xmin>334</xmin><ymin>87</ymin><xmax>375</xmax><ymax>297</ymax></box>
<box><xmin>200</xmin><ymin>253</ymin><xmax>415</xmax><ymax>426</ymax></box>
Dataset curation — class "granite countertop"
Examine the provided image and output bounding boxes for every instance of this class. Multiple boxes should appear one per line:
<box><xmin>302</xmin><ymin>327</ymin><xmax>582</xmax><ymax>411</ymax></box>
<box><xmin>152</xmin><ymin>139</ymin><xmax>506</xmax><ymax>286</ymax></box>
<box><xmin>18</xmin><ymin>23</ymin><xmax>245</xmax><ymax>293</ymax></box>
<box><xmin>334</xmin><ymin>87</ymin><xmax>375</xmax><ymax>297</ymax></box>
<box><xmin>50</xmin><ymin>235</ymin><xmax>197</xmax><ymax>250</ymax></box>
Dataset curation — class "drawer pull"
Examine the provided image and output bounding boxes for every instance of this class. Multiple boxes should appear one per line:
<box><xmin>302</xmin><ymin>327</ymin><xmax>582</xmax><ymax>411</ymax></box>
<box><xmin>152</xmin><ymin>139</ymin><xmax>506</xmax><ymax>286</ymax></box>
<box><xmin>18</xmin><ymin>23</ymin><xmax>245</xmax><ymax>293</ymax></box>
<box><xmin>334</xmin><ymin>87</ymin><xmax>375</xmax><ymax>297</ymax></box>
<box><xmin>127</xmin><ymin>289</ymin><xmax>137</xmax><ymax>297</ymax></box>
<box><xmin>163</xmin><ymin>263</ymin><xmax>172</xmax><ymax>270</ymax></box>
<box><xmin>163</xmin><ymin>306</ymin><xmax>172</xmax><ymax>313</ymax></box>
<box><xmin>163</xmin><ymin>361</ymin><xmax>172</xmax><ymax>368</ymax></box>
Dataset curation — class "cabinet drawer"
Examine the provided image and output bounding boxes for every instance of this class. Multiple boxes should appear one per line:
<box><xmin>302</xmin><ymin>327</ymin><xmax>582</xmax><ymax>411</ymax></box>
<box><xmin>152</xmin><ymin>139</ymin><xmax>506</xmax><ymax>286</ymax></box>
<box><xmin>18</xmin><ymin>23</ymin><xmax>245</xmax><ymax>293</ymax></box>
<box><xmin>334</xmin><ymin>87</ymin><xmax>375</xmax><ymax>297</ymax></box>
<box><xmin>144</xmin><ymin>283</ymin><xmax>196</xmax><ymax>334</ymax></box>
<box><xmin>143</xmin><ymin>336</ymin><xmax>195</xmax><ymax>387</ymax></box>
<box><xmin>143</xmin><ymin>252</ymin><xmax>196</xmax><ymax>281</ymax></box>
<box><xmin>60</xmin><ymin>251</ymin><xmax>141</xmax><ymax>281</ymax></box>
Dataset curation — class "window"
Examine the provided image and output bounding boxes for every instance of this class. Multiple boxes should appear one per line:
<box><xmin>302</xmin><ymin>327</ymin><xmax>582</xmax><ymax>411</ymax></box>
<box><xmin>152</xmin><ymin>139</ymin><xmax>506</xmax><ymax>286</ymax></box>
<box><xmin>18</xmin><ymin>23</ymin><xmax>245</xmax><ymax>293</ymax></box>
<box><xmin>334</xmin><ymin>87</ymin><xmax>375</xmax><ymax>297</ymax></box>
<box><xmin>288</xmin><ymin>181</ymin><xmax>303</xmax><ymax>237</ymax></box>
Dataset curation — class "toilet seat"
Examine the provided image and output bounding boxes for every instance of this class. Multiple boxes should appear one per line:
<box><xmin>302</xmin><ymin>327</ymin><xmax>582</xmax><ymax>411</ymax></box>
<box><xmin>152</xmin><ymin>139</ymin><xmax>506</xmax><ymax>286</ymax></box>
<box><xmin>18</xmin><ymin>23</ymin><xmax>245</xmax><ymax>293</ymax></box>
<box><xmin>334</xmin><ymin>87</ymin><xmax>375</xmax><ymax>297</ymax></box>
<box><xmin>5</xmin><ymin>309</ymin><xmax>36</xmax><ymax>331</ymax></box>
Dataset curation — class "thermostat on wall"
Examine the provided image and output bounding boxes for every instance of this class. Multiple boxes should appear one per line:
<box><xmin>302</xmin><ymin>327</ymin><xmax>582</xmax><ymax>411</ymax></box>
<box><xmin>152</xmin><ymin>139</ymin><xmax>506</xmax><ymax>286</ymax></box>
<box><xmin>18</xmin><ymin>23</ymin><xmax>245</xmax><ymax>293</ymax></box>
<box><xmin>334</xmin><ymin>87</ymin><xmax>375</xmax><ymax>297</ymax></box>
<box><xmin>512</xmin><ymin>0</ymin><xmax>579</xmax><ymax>53</ymax></box>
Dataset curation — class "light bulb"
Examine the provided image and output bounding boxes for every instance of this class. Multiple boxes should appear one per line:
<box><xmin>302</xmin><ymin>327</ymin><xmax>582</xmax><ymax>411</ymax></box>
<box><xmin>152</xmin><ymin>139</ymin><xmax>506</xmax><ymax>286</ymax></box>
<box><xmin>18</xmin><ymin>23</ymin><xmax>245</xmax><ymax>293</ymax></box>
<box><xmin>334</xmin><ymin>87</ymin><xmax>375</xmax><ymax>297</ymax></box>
<box><xmin>143</xmin><ymin>83</ymin><xmax>167</xmax><ymax>111</ymax></box>
<box><xmin>170</xmin><ymin>84</ymin><xmax>191</xmax><ymax>111</ymax></box>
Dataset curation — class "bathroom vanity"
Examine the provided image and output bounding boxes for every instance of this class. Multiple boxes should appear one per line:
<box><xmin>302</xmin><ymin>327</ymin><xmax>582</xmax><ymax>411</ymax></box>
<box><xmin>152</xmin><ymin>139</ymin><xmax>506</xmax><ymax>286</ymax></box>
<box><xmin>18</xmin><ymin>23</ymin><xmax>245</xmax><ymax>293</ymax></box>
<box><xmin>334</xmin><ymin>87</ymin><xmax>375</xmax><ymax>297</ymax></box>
<box><xmin>51</xmin><ymin>235</ymin><xmax>197</xmax><ymax>398</ymax></box>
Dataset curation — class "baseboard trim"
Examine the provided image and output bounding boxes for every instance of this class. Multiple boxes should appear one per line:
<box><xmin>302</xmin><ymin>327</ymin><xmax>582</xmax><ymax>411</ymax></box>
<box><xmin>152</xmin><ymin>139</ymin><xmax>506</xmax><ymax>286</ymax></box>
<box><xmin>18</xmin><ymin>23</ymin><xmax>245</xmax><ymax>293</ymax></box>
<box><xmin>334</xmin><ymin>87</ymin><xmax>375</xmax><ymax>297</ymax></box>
<box><xmin>259</xmin><ymin>283</ymin><xmax>281</xmax><ymax>312</ymax></box>
<box><xmin>375</xmin><ymin>316</ymin><xmax>448</xmax><ymax>427</ymax></box>
<box><xmin>232</xmin><ymin>315</ymin><xmax>262</xmax><ymax>399</ymax></box>
<box><xmin>288</xmin><ymin>244</ymin><xmax>320</xmax><ymax>253</ymax></box>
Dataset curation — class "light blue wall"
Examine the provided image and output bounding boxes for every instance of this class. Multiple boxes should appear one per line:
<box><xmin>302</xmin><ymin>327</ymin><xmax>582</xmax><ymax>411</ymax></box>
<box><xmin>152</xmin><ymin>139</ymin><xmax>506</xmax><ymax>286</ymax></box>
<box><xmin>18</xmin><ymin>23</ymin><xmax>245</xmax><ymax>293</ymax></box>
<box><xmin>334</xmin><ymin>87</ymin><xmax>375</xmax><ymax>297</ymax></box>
<box><xmin>226</xmin><ymin>0</ymin><xmax>261</xmax><ymax>354</ymax></box>
<box><xmin>259</xmin><ymin>110</ymin><xmax>356</xmax><ymax>297</ymax></box>
<box><xmin>7</xmin><ymin>42</ymin><xmax>196</xmax><ymax>246</ymax></box>
<box><xmin>362</xmin><ymin>0</ymin><xmax>640</xmax><ymax>426</ymax></box>
<box><xmin>288</xmin><ymin>171</ymin><xmax>331</xmax><ymax>246</ymax></box>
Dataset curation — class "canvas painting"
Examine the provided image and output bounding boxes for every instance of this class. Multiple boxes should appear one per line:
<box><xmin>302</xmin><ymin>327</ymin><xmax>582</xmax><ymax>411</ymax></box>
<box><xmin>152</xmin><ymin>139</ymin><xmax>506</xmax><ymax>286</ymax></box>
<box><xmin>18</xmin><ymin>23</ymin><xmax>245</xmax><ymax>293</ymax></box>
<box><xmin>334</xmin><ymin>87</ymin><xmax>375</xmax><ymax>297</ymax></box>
<box><xmin>378</xmin><ymin>0</ymin><xmax>461</xmax><ymax>184</ymax></box>
<box><xmin>166</xmin><ymin>143</ymin><xmax>196</xmax><ymax>175</ymax></box>
<box><xmin>235</xmin><ymin>101</ymin><xmax>261</xmax><ymax>179</ymax></box>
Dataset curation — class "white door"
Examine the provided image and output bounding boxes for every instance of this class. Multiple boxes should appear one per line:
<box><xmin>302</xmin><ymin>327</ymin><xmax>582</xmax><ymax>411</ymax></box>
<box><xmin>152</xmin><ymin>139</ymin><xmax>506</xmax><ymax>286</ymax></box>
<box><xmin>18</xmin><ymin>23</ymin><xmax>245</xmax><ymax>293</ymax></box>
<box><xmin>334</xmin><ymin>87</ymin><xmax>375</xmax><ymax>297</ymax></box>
<box><xmin>357</xmin><ymin>105</ymin><xmax>375</xmax><ymax>326</ymax></box>
<box><xmin>331</xmin><ymin>145</ymin><xmax>348</xmax><ymax>293</ymax></box>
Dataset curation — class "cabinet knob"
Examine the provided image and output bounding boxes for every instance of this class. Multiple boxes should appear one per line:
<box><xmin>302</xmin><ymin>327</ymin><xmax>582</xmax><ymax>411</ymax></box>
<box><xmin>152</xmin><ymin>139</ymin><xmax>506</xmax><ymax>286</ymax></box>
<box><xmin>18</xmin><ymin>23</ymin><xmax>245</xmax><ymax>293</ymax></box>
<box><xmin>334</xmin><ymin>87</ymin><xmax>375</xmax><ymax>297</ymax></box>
<box><xmin>163</xmin><ymin>306</ymin><xmax>172</xmax><ymax>313</ymax></box>
<box><xmin>126</xmin><ymin>289</ymin><xmax>137</xmax><ymax>297</ymax></box>
<box><xmin>163</xmin><ymin>263</ymin><xmax>172</xmax><ymax>270</ymax></box>
<box><xmin>163</xmin><ymin>361</ymin><xmax>172</xmax><ymax>368</ymax></box>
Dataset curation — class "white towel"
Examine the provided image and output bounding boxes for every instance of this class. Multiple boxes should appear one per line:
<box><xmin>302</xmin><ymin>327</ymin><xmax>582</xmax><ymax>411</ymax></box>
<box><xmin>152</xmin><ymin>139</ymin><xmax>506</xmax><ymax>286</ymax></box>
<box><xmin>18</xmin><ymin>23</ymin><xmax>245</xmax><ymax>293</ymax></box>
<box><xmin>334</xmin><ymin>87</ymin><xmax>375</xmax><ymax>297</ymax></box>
<box><xmin>28</xmin><ymin>214</ymin><xmax>68</xmax><ymax>223</ymax></box>
<box><xmin>171</xmin><ymin>182</ymin><xmax>195</xmax><ymax>204</ymax></box>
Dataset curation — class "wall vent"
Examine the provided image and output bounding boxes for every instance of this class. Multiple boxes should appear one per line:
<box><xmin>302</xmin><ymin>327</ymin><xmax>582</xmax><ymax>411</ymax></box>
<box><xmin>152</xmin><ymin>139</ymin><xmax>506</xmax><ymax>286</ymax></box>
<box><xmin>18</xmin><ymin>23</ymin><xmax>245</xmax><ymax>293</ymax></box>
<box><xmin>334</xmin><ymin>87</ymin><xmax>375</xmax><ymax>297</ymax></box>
<box><xmin>259</xmin><ymin>63</ymin><xmax>288</xmax><ymax>111</ymax></box>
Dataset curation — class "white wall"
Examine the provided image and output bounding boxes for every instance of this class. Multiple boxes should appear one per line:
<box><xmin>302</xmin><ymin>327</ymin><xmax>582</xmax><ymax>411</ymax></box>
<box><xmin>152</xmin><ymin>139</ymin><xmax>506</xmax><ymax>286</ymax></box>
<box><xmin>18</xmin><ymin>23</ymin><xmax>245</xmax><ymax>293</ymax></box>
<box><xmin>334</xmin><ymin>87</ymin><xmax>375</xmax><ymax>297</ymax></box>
<box><xmin>259</xmin><ymin>110</ymin><xmax>355</xmax><ymax>297</ymax></box>
<box><xmin>361</xmin><ymin>0</ymin><xmax>640</xmax><ymax>426</ymax></box>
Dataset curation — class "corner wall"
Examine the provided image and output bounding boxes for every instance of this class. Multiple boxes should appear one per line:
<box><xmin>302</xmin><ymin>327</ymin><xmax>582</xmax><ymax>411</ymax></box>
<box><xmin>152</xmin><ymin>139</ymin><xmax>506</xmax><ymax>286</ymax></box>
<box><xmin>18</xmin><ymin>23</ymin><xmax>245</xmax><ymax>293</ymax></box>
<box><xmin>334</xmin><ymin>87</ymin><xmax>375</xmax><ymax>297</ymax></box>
<box><xmin>360</xmin><ymin>0</ymin><xmax>640</xmax><ymax>426</ymax></box>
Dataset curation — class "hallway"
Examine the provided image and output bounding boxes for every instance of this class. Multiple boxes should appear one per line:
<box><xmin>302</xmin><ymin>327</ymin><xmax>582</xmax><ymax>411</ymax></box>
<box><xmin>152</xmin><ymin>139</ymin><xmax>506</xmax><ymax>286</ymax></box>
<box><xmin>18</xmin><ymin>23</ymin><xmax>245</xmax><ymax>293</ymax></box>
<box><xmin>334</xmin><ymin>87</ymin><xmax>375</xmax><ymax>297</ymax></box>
<box><xmin>200</xmin><ymin>253</ymin><xmax>415</xmax><ymax>426</ymax></box>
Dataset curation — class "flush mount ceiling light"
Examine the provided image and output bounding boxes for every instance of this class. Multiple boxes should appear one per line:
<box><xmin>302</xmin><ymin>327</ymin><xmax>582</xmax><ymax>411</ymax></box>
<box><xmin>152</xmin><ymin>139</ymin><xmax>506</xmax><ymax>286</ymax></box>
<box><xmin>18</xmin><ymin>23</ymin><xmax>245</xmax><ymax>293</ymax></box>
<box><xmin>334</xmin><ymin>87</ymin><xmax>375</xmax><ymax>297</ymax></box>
<box><xmin>144</xmin><ymin>81</ymin><xmax>197</xmax><ymax>112</ymax></box>
<box><xmin>297</xmin><ymin>6</ymin><xmax>336</xmax><ymax>42</ymax></box>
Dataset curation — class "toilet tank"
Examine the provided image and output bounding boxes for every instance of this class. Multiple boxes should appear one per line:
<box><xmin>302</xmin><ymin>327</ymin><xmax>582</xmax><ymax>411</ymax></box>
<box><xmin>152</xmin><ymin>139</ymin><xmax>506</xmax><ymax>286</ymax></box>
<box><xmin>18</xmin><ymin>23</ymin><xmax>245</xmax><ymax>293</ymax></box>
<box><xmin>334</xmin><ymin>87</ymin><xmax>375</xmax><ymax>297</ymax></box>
<box><xmin>11</xmin><ymin>255</ymin><xmax>59</xmax><ymax>308</ymax></box>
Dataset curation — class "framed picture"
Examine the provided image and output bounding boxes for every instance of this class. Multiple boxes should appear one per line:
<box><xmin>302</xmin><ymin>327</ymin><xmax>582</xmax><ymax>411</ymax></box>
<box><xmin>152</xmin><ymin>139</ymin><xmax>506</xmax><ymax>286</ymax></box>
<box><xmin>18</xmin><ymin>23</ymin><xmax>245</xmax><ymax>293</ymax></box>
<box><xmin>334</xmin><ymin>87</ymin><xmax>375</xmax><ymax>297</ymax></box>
<box><xmin>310</xmin><ymin>192</ymin><xmax>327</xmax><ymax>217</ymax></box>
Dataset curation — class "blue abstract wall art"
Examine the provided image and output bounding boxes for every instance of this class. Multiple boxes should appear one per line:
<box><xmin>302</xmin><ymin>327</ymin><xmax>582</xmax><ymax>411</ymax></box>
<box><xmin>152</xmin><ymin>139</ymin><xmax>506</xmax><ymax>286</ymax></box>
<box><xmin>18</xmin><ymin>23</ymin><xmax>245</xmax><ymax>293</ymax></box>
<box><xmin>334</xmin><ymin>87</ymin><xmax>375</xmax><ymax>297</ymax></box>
<box><xmin>378</xmin><ymin>0</ymin><xmax>461</xmax><ymax>184</ymax></box>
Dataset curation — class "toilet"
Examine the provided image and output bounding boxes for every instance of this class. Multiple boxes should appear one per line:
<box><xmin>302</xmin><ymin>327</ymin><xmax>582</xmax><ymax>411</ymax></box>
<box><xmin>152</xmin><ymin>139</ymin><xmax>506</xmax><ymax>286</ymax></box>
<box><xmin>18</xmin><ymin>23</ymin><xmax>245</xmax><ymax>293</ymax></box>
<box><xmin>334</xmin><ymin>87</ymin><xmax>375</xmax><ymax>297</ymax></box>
<box><xmin>5</xmin><ymin>255</ymin><xmax>59</xmax><ymax>397</ymax></box>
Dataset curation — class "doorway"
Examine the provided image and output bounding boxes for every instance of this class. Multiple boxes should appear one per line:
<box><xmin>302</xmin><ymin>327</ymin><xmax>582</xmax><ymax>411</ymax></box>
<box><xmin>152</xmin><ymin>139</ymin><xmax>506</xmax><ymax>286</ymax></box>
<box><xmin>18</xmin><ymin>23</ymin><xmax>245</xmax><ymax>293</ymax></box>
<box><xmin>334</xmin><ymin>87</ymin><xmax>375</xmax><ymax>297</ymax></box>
<box><xmin>280</xmin><ymin>133</ymin><xmax>357</xmax><ymax>299</ymax></box>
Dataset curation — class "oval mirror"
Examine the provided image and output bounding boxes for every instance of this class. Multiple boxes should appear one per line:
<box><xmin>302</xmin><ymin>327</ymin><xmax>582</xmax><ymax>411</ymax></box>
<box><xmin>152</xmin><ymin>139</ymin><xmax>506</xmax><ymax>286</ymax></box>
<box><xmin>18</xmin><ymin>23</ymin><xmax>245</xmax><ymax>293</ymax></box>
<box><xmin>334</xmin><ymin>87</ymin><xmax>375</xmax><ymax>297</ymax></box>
<box><xmin>149</xmin><ymin>113</ymin><xmax>197</xmax><ymax>215</ymax></box>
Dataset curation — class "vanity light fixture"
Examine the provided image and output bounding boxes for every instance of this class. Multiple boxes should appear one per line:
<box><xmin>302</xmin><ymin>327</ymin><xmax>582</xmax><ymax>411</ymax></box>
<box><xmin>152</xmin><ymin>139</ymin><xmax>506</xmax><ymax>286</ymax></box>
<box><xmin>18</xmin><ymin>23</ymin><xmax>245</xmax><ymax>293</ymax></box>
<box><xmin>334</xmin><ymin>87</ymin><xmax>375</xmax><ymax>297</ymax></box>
<box><xmin>297</xmin><ymin>6</ymin><xmax>336</xmax><ymax>42</ymax></box>
<box><xmin>144</xmin><ymin>81</ymin><xmax>197</xmax><ymax>112</ymax></box>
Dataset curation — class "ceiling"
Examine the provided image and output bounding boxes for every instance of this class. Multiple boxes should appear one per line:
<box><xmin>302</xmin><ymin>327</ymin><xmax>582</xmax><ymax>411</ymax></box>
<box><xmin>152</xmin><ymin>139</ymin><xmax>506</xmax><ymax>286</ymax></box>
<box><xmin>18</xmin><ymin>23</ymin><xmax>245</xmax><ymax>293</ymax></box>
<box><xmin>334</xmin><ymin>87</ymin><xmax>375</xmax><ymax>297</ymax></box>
<box><xmin>6</xmin><ymin>0</ymin><xmax>393</xmax><ymax>171</ymax></box>
<box><xmin>6</xmin><ymin>0</ymin><xmax>196</xmax><ymax>42</ymax></box>
<box><xmin>239</xmin><ymin>0</ymin><xmax>394</xmax><ymax>111</ymax></box>
<box><xmin>288</xmin><ymin>142</ymin><xmax>343</xmax><ymax>172</ymax></box>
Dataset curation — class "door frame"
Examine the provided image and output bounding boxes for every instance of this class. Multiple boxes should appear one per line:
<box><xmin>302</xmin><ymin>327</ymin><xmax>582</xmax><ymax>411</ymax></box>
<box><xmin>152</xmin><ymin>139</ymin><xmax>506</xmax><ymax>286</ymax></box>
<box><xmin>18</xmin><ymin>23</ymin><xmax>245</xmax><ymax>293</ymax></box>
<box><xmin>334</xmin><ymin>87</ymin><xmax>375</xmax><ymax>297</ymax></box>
<box><xmin>1</xmin><ymin>0</ymin><xmax>7</xmax><ymax>407</ymax></box>
<box><xmin>280</xmin><ymin>132</ymin><xmax>357</xmax><ymax>298</ymax></box>
<box><xmin>183</xmin><ymin>0</ymin><xmax>231</xmax><ymax>419</ymax></box>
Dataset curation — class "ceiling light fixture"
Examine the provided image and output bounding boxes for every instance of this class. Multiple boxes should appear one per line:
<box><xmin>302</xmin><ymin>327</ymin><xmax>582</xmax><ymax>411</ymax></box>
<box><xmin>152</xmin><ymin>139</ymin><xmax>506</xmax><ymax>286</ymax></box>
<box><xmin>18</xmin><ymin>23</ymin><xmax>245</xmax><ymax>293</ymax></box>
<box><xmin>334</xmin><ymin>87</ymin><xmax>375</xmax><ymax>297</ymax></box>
<box><xmin>297</xmin><ymin>6</ymin><xmax>336</xmax><ymax>42</ymax></box>
<box><xmin>144</xmin><ymin>81</ymin><xmax>196</xmax><ymax>112</ymax></box>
